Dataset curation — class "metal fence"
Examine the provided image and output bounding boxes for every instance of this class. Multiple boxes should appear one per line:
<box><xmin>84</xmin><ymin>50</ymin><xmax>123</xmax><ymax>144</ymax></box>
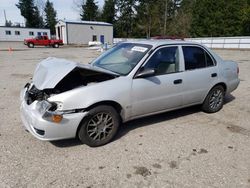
<box><xmin>186</xmin><ymin>37</ymin><xmax>250</xmax><ymax>49</ymax></box>
<box><xmin>114</xmin><ymin>37</ymin><xmax>250</xmax><ymax>49</ymax></box>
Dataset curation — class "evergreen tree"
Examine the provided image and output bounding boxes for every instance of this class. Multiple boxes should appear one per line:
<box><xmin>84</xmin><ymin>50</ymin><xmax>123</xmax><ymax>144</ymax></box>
<box><xmin>5</xmin><ymin>20</ymin><xmax>13</xmax><ymax>27</ymax></box>
<box><xmin>166</xmin><ymin>0</ymin><xmax>194</xmax><ymax>37</ymax></box>
<box><xmin>16</xmin><ymin>0</ymin><xmax>43</xmax><ymax>28</ymax></box>
<box><xmin>191</xmin><ymin>0</ymin><xmax>248</xmax><ymax>37</ymax></box>
<box><xmin>34</xmin><ymin>6</ymin><xmax>44</xmax><ymax>28</ymax></box>
<box><xmin>80</xmin><ymin>0</ymin><xmax>99</xmax><ymax>21</ymax></box>
<box><xmin>242</xmin><ymin>1</ymin><xmax>250</xmax><ymax>35</ymax></box>
<box><xmin>134</xmin><ymin>0</ymin><xmax>181</xmax><ymax>38</ymax></box>
<box><xmin>44</xmin><ymin>0</ymin><xmax>57</xmax><ymax>34</ymax></box>
<box><xmin>101</xmin><ymin>0</ymin><xmax>116</xmax><ymax>24</ymax></box>
<box><xmin>116</xmin><ymin>0</ymin><xmax>138</xmax><ymax>37</ymax></box>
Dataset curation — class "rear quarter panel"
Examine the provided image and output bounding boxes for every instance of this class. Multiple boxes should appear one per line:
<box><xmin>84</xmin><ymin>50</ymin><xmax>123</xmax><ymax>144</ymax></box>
<box><xmin>217</xmin><ymin>60</ymin><xmax>240</xmax><ymax>94</ymax></box>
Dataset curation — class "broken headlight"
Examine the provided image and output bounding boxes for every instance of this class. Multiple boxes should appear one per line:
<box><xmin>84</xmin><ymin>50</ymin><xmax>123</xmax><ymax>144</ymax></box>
<box><xmin>37</xmin><ymin>100</ymin><xmax>53</xmax><ymax>114</ymax></box>
<box><xmin>37</xmin><ymin>101</ymin><xmax>64</xmax><ymax>123</ymax></box>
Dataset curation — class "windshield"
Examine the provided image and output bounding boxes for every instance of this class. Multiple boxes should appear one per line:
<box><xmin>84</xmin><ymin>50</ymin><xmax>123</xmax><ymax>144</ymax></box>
<box><xmin>92</xmin><ymin>43</ymin><xmax>152</xmax><ymax>75</ymax></box>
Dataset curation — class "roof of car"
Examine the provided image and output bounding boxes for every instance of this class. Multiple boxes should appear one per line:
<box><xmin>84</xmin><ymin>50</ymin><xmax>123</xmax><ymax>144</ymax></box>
<box><xmin>122</xmin><ymin>39</ymin><xmax>202</xmax><ymax>48</ymax></box>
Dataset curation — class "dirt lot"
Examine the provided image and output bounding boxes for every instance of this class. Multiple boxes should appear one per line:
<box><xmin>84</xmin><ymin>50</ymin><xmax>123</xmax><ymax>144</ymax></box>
<box><xmin>0</xmin><ymin>42</ymin><xmax>250</xmax><ymax>188</ymax></box>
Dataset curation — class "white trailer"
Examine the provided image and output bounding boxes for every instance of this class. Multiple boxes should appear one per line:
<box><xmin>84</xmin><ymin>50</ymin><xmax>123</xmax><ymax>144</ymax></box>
<box><xmin>55</xmin><ymin>20</ymin><xmax>113</xmax><ymax>45</ymax></box>
<box><xmin>0</xmin><ymin>26</ymin><xmax>51</xmax><ymax>42</ymax></box>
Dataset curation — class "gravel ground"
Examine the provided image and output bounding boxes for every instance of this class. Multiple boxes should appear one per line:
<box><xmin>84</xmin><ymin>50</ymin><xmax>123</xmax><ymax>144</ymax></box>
<box><xmin>0</xmin><ymin>42</ymin><xmax>250</xmax><ymax>188</ymax></box>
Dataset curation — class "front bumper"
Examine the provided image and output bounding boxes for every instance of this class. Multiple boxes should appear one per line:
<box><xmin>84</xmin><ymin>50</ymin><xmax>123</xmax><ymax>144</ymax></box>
<box><xmin>20</xmin><ymin>88</ymin><xmax>87</xmax><ymax>141</ymax></box>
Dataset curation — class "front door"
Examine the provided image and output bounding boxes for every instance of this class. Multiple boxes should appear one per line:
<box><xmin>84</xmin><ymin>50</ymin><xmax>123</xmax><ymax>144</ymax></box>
<box><xmin>131</xmin><ymin>46</ymin><xmax>184</xmax><ymax>117</ymax></box>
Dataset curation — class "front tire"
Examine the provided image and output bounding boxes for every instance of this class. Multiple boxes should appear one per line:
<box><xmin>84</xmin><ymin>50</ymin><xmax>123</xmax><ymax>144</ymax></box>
<box><xmin>53</xmin><ymin>43</ymin><xmax>59</xmax><ymax>48</ymax></box>
<box><xmin>78</xmin><ymin>105</ymin><xmax>120</xmax><ymax>147</ymax></box>
<box><xmin>202</xmin><ymin>85</ymin><xmax>225</xmax><ymax>113</ymax></box>
<box><xmin>28</xmin><ymin>43</ymin><xmax>34</xmax><ymax>48</ymax></box>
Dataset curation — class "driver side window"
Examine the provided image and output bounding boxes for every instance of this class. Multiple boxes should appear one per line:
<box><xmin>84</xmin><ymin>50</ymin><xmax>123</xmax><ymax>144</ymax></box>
<box><xmin>144</xmin><ymin>46</ymin><xmax>179</xmax><ymax>75</ymax></box>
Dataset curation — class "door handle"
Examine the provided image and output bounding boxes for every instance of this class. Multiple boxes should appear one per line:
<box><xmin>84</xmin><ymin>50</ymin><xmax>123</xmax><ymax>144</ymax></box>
<box><xmin>173</xmin><ymin>79</ymin><xmax>182</xmax><ymax>85</ymax></box>
<box><xmin>211</xmin><ymin>73</ymin><xmax>217</xmax><ymax>77</ymax></box>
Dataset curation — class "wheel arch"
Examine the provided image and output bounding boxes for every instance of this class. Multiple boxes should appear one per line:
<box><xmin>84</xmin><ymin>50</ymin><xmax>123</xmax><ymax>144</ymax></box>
<box><xmin>75</xmin><ymin>100</ymin><xmax>124</xmax><ymax>138</ymax></box>
<box><xmin>213</xmin><ymin>82</ymin><xmax>227</xmax><ymax>93</ymax></box>
<box><xmin>202</xmin><ymin>82</ymin><xmax>227</xmax><ymax>104</ymax></box>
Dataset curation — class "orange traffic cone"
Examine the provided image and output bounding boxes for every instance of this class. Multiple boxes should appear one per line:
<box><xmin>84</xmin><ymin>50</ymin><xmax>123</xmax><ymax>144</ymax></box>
<box><xmin>8</xmin><ymin>47</ymin><xmax>13</xmax><ymax>52</ymax></box>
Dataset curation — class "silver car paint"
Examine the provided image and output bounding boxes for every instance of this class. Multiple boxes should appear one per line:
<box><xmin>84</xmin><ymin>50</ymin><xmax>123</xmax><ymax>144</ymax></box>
<box><xmin>20</xmin><ymin>88</ymin><xmax>88</xmax><ymax>140</ymax></box>
<box><xmin>33</xmin><ymin>57</ymin><xmax>119</xmax><ymax>90</ymax></box>
<box><xmin>20</xmin><ymin>40</ymin><xmax>240</xmax><ymax>141</ymax></box>
<box><xmin>33</xmin><ymin>57</ymin><xmax>77</xmax><ymax>90</ymax></box>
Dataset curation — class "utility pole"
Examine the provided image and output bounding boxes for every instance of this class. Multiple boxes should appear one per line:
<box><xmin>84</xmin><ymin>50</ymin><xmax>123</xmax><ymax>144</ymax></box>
<box><xmin>4</xmin><ymin>10</ymin><xmax>7</xmax><ymax>24</ymax></box>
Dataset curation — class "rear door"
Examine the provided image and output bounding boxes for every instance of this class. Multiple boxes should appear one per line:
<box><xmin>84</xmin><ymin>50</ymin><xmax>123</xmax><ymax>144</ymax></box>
<box><xmin>131</xmin><ymin>46</ymin><xmax>184</xmax><ymax>117</ymax></box>
<box><xmin>180</xmin><ymin>45</ymin><xmax>219</xmax><ymax>105</ymax></box>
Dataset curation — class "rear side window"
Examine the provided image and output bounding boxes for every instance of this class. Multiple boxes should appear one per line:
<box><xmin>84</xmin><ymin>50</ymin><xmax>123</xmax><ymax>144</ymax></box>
<box><xmin>183</xmin><ymin>46</ymin><xmax>214</xmax><ymax>70</ymax></box>
<box><xmin>205</xmin><ymin>52</ymin><xmax>214</xmax><ymax>67</ymax></box>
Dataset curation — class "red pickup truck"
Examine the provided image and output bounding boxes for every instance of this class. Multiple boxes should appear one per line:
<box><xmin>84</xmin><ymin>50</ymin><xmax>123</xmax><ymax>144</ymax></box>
<box><xmin>24</xmin><ymin>35</ymin><xmax>63</xmax><ymax>48</ymax></box>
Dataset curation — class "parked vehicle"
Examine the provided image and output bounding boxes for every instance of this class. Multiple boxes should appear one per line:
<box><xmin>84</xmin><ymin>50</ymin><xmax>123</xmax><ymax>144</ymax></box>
<box><xmin>24</xmin><ymin>35</ymin><xmax>63</xmax><ymax>48</ymax></box>
<box><xmin>20</xmin><ymin>40</ymin><xmax>240</xmax><ymax>147</ymax></box>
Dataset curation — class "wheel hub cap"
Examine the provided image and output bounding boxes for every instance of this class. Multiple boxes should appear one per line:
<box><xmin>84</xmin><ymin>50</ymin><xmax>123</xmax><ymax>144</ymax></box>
<box><xmin>87</xmin><ymin>112</ymin><xmax>114</xmax><ymax>141</ymax></box>
<box><xmin>209</xmin><ymin>89</ymin><xmax>223</xmax><ymax>110</ymax></box>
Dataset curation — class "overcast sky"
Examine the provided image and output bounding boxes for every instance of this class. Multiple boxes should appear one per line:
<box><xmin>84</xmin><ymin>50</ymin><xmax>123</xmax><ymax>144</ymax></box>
<box><xmin>0</xmin><ymin>0</ymin><xmax>104</xmax><ymax>26</ymax></box>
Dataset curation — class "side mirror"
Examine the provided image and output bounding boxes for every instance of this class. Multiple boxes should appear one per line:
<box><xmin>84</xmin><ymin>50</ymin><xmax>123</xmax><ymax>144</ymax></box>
<box><xmin>135</xmin><ymin>68</ymin><xmax>155</xmax><ymax>78</ymax></box>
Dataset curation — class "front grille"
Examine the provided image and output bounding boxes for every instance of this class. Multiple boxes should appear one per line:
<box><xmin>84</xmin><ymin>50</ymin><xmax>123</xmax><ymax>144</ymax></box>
<box><xmin>33</xmin><ymin>127</ymin><xmax>45</xmax><ymax>136</ymax></box>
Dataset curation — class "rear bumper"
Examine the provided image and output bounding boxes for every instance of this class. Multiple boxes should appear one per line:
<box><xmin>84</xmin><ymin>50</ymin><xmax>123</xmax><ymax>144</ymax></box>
<box><xmin>20</xmin><ymin>89</ymin><xmax>87</xmax><ymax>141</ymax></box>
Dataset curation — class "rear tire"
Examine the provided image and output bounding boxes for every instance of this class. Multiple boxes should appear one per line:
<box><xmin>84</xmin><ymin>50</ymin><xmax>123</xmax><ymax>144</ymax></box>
<box><xmin>202</xmin><ymin>85</ymin><xmax>225</xmax><ymax>113</ymax></box>
<box><xmin>78</xmin><ymin>105</ymin><xmax>120</xmax><ymax>147</ymax></box>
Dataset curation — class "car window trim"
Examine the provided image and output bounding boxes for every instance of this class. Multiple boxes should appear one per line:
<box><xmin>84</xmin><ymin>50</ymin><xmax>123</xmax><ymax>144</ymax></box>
<box><xmin>181</xmin><ymin>45</ymin><xmax>217</xmax><ymax>72</ymax></box>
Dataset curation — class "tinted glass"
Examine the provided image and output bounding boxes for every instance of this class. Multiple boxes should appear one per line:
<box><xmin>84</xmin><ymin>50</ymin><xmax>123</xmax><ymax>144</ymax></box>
<box><xmin>205</xmin><ymin>52</ymin><xmax>214</xmax><ymax>67</ymax></box>
<box><xmin>183</xmin><ymin>46</ymin><xmax>206</xmax><ymax>70</ymax></box>
<box><xmin>144</xmin><ymin>47</ymin><xmax>179</xmax><ymax>75</ymax></box>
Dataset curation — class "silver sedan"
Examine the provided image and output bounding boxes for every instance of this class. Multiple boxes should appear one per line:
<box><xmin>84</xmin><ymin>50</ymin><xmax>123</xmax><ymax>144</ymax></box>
<box><xmin>20</xmin><ymin>40</ymin><xmax>240</xmax><ymax>147</ymax></box>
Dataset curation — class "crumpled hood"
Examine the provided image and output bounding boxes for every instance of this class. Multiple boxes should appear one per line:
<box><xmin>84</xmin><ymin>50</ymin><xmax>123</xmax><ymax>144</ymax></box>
<box><xmin>33</xmin><ymin>57</ymin><xmax>116</xmax><ymax>90</ymax></box>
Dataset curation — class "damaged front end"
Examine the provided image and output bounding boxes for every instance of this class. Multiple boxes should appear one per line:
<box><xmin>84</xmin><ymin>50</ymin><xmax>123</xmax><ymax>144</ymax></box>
<box><xmin>20</xmin><ymin>57</ymin><xmax>119</xmax><ymax>140</ymax></box>
<box><xmin>24</xmin><ymin>57</ymin><xmax>118</xmax><ymax>106</ymax></box>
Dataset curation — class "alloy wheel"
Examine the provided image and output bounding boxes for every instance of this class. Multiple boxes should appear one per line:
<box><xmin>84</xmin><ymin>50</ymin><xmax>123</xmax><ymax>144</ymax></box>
<box><xmin>209</xmin><ymin>89</ymin><xmax>223</xmax><ymax>110</ymax></box>
<box><xmin>87</xmin><ymin>112</ymin><xmax>114</xmax><ymax>141</ymax></box>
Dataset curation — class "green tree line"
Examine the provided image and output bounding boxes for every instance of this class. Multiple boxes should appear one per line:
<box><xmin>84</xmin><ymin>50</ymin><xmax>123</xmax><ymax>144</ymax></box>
<box><xmin>82</xmin><ymin>0</ymin><xmax>250</xmax><ymax>38</ymax></box>
<box><xmin>15</xmin><ymin>0</ymin><xmax>250</xmax><ymax>37</ymax></box>
<box><xmin>16</xmin><ymin>0</ymin><xmax>57</xmax><ymax>34</ymax></box>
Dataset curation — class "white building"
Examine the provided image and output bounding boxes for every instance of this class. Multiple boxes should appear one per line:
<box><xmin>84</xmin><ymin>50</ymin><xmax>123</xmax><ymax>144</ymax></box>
<box><xmin>55</xmin><ymin>20</ymin><xmax>113</xmax><ymax>45</ymax></box>
<box><xmin>0</xmin><ymin>26</ymin><xmax>51</xmax><ymax>41</ymax></box>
